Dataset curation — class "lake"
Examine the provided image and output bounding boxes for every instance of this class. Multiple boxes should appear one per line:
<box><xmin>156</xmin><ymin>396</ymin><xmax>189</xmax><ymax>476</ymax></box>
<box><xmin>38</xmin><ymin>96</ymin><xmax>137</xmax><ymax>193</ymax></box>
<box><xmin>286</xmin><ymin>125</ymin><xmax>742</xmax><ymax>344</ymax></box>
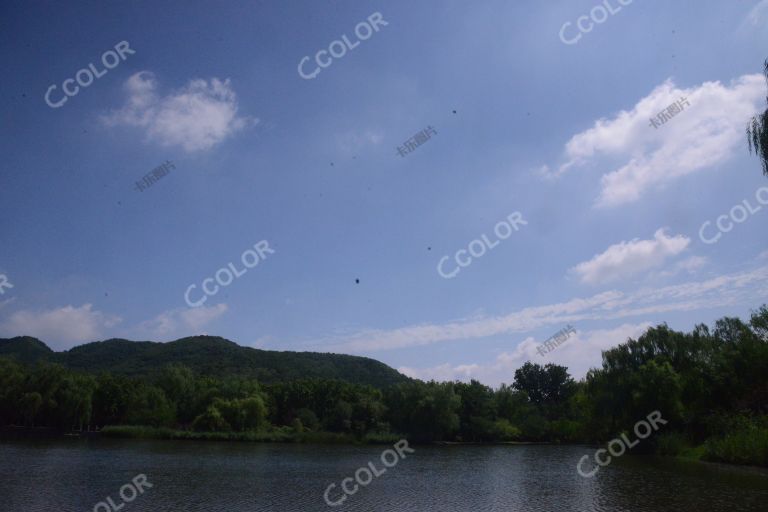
<box><xmin>1</xmin><ymin>439</ymin><xmax>766</xmax><ymax>511</ymax></box>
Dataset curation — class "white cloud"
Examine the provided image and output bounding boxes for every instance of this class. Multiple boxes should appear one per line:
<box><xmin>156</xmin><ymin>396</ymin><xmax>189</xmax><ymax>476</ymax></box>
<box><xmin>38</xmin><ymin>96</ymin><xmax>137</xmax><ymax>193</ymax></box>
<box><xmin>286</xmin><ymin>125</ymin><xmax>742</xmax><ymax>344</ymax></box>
<box><xmin>541</xmin><ymin>74</ymin><xmax>765</xmax><ymax>207</ymax></box>
<box><xmin>138</xmin><ymin>304</ymin><xmax>228</xmax><ymax>339</ymax></box>
<box><xmin>0</xmin><ymin>304</ymin><xmax>121</xmax><ymax>350</ymax></box>
<box><xmin>399</xmin><ymin>323</ymin><xmax>653</xmax><ymax>385</ymax></box>
<box><xmin>399</xmin><ymin>362</ymin><xmax>481</xmax><ymax>382</ymax></box>
<box><xmin>319</xmin><ymin>265</ymin><xmax>768</xmax><ymax>353</ymax></box>
<box><xmin>103</xmin><ymin>72</ymin><xmax>254</xmax><ymax>152</ymax></box>
<box><xmin>247</xmin><ymin>335</ymin><xmax>275</xmax><ymax>349</ymax></box>
<box><xmin>570</xmin><ymin>228</ymin><xmax>690</xmax><ymax>285</ymax></box>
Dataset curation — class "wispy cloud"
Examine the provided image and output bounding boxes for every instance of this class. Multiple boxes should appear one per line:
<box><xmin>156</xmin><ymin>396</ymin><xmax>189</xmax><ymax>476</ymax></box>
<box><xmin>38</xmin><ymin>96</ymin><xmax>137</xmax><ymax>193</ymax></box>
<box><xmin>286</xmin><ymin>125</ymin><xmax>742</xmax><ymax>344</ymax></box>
<box><xmin>540</xmin><ymin>74</ymin><xmax>764</xmax><ymax>207</ymax></box>
<box><xmin>399</xmin><ymin>322</ymin><xmax>653</xmax><ymax>384</ymax></box>
<box><xmin>102</xmin><ymin>72</ymin><xmax>255</xmax><ymax>152</ymax></box>
<box><xmin>335</xmin><ymin>129</ymin><xmax>384</xmax><ymax>156</ymax></box>
<box><xmin>319</xmin><ymin>265</ymin><xmax>768</xmax><ymax>353</ymax></box>
<box><xmin>0</xmin><ymin>298</ymin><xmax>16</xmax><ymax>310</ymax></box>
<box><xmin>570</xmin><ymin>228</ymin><xmax>691</xmax><ymax>285</ymax></box>
<box><xmin>652</xmin><ymin>255</ymin><xmax>707</xmax><ymax>279</ymax></box>
<box><xmin>744</xmin><ymin>0</ymin><xmax>768</xmax><ymax>27</ymax></box>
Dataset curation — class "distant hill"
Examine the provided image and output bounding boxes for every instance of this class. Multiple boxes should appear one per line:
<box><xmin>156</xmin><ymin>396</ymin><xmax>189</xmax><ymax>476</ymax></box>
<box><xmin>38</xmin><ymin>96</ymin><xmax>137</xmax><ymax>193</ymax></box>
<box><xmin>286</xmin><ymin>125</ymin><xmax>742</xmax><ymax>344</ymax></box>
<box><xmin>0</xmin><ymin>336</ymin><xmax>54</xmax><ymax>364</ymax></box>
<box><xmin>0</xmin><ymin>335</ymin><xmax>409</xmax><ymax>388</ymax></box>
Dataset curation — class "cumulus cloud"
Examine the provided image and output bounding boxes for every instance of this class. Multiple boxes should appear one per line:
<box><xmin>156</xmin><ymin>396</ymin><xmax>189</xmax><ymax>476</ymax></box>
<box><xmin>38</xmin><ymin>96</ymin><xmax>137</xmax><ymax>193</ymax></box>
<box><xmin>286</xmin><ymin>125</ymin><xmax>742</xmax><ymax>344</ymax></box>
<box><xmin>319</xmin><ymin>265</ymin><xmax>768</xmax><ymax>353</ymax></box>
<box><xmin>399</xmin><ymin>323</ymin><xmax>653</xmax><ymax>384</ymax></box>
<box><xmin>570</xmin><ymin>229</ymin><xmax>691</xmax><ymax>285</ymax></box>
<box><xmin>138</xmin><ymin>304</ymin><xmax>228</xmax><ymax>339</ymax></box>
<box><xmin>541</xmin><ymin>74</ymin><xmax>765</xmax><ymax>207</ymax></box>
<box><xmin>102</xmin><ymin>72</ymin><xmax>254</xmax><ymax>152</ymax></box>
<box><xmin>0</xmin><ymin>304</ymin><xmax>121</xmax><ymax>350</ymax></box>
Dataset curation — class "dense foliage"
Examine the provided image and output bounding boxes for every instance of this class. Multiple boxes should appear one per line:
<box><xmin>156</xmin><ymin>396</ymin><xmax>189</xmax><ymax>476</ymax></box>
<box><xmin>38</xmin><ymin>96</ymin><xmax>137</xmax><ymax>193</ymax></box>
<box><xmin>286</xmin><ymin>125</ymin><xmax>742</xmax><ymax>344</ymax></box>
<box><xmin>1</xmin><ymin>307</ymin><xmax>766</xmax><ymax>466</ymax></box>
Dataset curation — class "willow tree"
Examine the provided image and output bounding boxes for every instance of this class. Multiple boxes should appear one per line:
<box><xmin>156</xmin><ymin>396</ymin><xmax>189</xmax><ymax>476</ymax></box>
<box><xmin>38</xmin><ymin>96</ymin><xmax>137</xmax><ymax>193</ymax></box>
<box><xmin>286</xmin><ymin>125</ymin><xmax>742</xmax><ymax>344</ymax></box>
<box><xmin>747</xmin><ymin>59</ymin><xmax>768</xmax><ymax>176</ymax></box>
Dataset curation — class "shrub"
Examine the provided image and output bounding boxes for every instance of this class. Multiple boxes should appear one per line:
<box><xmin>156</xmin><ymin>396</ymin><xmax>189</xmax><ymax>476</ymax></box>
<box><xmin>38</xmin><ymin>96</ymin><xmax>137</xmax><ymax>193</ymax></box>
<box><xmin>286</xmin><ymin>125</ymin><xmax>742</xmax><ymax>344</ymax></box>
<box><xmin>656</xmin><ymin>431</ymin><xmax>691</xmax><ymax>456</ymax></box>
<box><xmin>704</xmin><ymin>421</ymin><xmax>768</xmax><ymax>467</ymax></box>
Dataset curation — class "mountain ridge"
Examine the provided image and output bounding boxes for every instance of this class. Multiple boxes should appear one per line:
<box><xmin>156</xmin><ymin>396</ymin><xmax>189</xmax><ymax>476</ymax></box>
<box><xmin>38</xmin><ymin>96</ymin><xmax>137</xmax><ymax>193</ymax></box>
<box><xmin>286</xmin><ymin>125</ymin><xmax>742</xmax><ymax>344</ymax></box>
<box><xmin>0</xmin><ymin>335</ymin><xmax>408</xmax><ymax>388</ymax></box>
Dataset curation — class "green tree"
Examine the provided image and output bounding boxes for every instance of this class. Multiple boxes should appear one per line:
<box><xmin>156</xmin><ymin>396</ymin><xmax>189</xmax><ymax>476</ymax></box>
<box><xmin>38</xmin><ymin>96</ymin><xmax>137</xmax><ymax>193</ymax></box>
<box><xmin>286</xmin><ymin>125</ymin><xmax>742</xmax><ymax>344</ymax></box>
<box><xmin>454</xmin><ymin>380</ymin><xmax>497</xmax><ymax>441</ymax></box>
<box><xmin>19</xmin><ymin>392</ymin><xmax>42</xmax><ymax>427</ymax></box>
<box><xmin>192</xmin><ymin>405</ymin><xmax>231</xmax><ymax>432</ymax></box>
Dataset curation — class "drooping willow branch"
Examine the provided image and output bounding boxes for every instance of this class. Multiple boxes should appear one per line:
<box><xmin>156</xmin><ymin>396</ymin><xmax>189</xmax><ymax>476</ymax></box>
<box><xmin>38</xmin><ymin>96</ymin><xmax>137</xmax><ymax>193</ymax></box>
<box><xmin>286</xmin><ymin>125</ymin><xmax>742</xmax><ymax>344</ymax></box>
<box><xmin>747</xmin><ymin>59</ymin><xmax>768</xmax><ymax>176</ymax></box>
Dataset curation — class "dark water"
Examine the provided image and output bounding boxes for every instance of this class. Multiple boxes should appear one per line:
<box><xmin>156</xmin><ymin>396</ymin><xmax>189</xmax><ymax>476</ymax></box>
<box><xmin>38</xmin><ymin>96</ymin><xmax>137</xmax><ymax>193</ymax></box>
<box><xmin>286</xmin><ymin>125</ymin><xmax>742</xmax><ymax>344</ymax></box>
<box><xmin>1</xmin><ymin>439</ymin><xmax>766</xmax><ymax>511</ymax></box>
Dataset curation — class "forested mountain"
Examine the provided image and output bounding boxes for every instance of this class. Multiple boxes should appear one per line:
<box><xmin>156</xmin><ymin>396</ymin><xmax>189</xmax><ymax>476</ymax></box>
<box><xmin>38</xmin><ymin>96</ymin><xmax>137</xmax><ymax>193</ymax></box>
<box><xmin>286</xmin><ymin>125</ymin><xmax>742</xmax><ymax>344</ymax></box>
<box><xmin>0</xmin><ymin>335</ymin><xmax>408</xmax><ymax>388</ymax></box>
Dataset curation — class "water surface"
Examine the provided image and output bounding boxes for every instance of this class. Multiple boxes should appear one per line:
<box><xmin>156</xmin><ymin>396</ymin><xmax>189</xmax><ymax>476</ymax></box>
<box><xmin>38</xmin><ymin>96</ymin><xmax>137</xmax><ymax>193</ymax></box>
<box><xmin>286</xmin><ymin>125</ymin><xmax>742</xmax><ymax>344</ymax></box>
<box><xmin>1</xmin><ymin>439</ymin><xmax>766</xmax><ymax>511</ymax></box>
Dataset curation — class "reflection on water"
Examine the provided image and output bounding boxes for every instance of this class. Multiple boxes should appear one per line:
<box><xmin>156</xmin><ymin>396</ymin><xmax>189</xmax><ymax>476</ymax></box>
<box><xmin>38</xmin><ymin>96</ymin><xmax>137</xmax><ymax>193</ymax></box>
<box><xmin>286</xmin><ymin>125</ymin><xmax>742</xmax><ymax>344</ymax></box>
<box><xmin>0</xmin><ymin>439</ymin><xmax>766</xmax><ymax>512</ymax></box>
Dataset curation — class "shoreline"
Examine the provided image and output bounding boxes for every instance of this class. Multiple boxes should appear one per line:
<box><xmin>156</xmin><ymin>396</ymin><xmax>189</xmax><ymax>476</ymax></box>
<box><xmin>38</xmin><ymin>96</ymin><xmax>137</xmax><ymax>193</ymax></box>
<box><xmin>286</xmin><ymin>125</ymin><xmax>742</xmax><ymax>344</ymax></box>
<box><xmin>1</xmin><ymin>426</ymin><xmax>764</xmax><ymax>472</ymax></box>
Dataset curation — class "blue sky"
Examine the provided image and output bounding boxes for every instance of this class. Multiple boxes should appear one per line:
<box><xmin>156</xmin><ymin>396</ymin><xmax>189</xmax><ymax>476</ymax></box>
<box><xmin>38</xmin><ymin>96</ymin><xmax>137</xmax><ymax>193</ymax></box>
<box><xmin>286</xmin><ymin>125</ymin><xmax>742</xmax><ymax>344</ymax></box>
<box><xmin>1</xmin><ymin>0</ymin><xmax>767</xmax><ymax>385</ymax></box>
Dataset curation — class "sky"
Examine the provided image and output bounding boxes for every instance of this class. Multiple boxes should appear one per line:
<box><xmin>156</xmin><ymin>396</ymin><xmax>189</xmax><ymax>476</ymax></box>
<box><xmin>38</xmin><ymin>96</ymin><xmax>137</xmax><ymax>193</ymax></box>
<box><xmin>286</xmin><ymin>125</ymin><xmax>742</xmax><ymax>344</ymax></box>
<box><xmin>1</xmin><ymin>0</ymin><xmax>767</xmax><ymax>387</ymax></box>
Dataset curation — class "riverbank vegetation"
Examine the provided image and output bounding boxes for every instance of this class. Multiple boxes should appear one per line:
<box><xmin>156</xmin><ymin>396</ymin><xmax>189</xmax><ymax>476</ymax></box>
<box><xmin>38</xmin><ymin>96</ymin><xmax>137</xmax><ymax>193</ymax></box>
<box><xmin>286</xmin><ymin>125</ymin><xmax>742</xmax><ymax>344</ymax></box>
<box><xmin>1</xmin><ymin>306</ymin><xmax>766</xmax><ymax>467</ymax></box>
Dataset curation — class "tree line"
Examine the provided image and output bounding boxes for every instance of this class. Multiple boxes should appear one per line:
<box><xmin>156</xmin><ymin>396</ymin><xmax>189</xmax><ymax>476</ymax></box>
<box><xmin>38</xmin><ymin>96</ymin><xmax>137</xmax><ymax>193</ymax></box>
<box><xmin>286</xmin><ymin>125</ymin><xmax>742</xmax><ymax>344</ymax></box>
<box><xmin>1</xmin><ymin>306</ymin><xmax>766</xmax><ymax>466</ymax></box>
